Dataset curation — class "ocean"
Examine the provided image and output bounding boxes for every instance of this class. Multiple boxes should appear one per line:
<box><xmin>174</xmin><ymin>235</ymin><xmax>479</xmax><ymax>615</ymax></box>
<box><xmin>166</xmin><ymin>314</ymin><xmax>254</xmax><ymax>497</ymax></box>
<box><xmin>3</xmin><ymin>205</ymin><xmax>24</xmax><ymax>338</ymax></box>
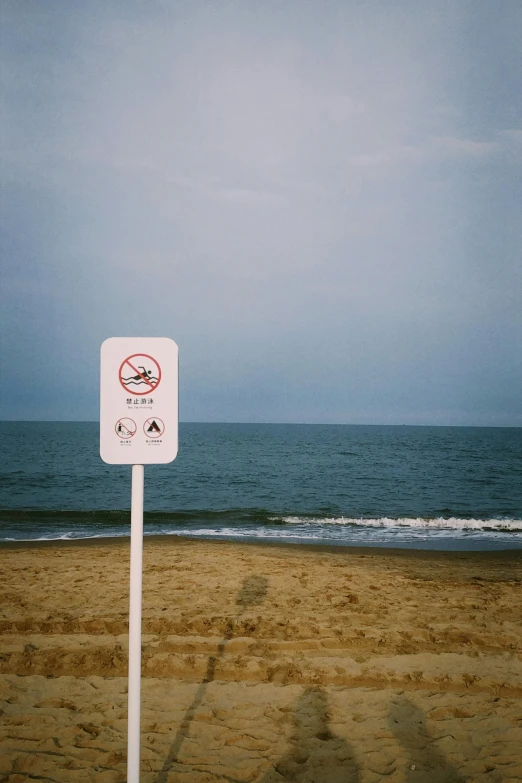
<box><xmin>0</xmin><ymin>422</ymin><xmax>521</xmax><ymax>551</ymax></box>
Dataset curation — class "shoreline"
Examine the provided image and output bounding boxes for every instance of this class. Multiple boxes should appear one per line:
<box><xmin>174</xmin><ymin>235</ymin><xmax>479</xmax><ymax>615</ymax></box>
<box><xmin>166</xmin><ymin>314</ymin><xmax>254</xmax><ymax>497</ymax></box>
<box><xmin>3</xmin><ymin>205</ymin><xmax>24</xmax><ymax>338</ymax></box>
<box><xmin>1</xmin><ymin>532</ymin><xmax>521</xmax><ymax>563</ymax></box>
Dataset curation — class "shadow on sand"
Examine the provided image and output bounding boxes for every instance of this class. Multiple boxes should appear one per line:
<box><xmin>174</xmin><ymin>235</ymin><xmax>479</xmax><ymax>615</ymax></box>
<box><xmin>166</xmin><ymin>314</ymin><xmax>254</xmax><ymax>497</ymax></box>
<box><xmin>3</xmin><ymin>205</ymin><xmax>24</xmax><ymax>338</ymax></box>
<box><xmin>258</xmin><ymin>686</ymin><xmax>360</xmax><ymax>782</ymax></box>
<box><xmin>156</xmin><ymin>580</ymin><xmax>464</xmax><ymax>782</ymax></box>
<box><xmin>389</xmin><ymin>695</ymin><xmax>466</xmax><ymax>783</ymax></box>
<box><xmin>156</xmin><ymin>575</ymin><xmax>269</xmax><ymax>782</ymax></box>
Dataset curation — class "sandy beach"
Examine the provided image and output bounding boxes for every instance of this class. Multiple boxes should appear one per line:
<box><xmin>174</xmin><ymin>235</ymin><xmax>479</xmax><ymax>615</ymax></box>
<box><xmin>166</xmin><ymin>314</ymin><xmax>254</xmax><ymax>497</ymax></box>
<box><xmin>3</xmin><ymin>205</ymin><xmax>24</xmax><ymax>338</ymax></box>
<box><xmin>1</xmin><ymin>537</ymin><xmax>521</xmax><ymax>782</ymax></box>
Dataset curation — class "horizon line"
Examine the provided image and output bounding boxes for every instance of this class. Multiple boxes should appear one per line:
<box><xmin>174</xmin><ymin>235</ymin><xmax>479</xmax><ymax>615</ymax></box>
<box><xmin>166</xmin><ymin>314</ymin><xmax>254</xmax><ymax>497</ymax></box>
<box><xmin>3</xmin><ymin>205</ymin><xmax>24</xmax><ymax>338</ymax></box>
<box><xmin>0</xmin><ymin>419</ymin><xmax>520</xmax><ymax>429</ymax></box>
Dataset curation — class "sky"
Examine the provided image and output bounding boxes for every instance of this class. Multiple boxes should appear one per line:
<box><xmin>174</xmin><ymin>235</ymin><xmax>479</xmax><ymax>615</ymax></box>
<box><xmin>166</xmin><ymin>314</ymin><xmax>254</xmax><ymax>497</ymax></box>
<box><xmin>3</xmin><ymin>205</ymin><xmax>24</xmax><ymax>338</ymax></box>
<box><xmin>1</xmin><ymin>0</ymin><xmax>521</xmax><ymax>425</ymax></box>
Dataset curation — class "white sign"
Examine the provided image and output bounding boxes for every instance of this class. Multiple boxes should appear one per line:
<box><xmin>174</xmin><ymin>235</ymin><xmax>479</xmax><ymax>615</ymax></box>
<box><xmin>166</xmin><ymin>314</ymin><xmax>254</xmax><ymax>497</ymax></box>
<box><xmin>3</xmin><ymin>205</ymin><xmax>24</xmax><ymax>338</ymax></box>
<box><xmin>100</xmin><ymin>337</ymin><xmax>178</xmax><ymax>464</ymax></box>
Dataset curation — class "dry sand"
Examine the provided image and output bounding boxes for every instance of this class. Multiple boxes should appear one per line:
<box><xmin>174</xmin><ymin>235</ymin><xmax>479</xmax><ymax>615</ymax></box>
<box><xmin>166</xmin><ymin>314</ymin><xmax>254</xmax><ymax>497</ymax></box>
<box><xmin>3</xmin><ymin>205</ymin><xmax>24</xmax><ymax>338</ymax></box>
<box><xmin>0</xmin><ymin>537</ymin><xmax>521</xmax><ymax>782</ymax></box>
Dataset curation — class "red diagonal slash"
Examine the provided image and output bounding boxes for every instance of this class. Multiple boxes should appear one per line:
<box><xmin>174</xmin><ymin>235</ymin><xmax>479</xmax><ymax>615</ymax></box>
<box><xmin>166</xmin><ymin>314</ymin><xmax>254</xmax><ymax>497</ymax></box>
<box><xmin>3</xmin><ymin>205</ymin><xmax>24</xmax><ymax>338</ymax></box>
<box><xmin>124</xmin><ymin>359</ymin><xmax>156</xmax><ymax>390</ymax></box>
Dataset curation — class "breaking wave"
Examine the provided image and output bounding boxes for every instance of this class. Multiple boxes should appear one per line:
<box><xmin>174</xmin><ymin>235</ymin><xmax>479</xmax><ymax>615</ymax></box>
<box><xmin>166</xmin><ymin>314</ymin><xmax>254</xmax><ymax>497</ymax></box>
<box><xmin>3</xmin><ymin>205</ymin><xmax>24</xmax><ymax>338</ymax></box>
<box><xmin>276</xmin><ymin>516</ymin><xmax>522</xmax><ymax>532</ymax></box>
<box><xmin>0</xmin><ymin>508</ymin><xmax>521</xmax><ymax>548</ymax></box>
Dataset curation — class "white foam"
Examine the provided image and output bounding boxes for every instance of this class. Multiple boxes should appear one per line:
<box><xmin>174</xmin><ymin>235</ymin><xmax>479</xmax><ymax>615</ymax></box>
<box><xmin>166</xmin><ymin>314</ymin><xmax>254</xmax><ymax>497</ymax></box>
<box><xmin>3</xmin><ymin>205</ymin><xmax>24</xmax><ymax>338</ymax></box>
<box><xmin>161</xmin><ymin>527</ymin><xmax>329</xmax><ymax>541</ymax></box>
<box><xmin>36</xmin><ymin>532</ymin><xmax>75</xmax><ymax>541</ymax></box>
<box><xmin>11</xmin><ymin>530</ymin><xmax>130</xmax><ymax>543</ymax></box>
<box><xmin>276</xmin><ymin>516</ymin><xmax>522</xmax><ymax>532</ymax></box>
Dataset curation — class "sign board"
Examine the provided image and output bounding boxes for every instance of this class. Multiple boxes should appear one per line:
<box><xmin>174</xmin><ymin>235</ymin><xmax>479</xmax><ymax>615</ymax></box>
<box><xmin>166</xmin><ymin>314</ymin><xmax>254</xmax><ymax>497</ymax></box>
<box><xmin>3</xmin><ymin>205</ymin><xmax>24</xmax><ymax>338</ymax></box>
<box><xmin>100</xmin><ymin>337</ymin><xmax>178</xmax><ymax>464</ymax></box>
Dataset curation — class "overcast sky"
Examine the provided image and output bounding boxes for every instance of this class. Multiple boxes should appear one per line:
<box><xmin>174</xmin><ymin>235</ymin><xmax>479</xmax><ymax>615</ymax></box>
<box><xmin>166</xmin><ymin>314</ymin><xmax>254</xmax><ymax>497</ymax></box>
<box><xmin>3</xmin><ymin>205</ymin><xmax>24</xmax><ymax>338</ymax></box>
<box><xmin>1</xmin><ymin>0</ymin><xmax>521</xmax><ymax>425</ymax></box>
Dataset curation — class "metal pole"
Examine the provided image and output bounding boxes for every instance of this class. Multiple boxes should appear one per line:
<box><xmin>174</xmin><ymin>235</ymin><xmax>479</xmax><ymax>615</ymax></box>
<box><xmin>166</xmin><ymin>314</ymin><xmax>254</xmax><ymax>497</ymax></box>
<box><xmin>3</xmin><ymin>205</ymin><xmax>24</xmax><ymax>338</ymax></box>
<box><xmin>127</xmin><ymin>463</ymin><xmax>144</xmax><ymax>783</ymax></box>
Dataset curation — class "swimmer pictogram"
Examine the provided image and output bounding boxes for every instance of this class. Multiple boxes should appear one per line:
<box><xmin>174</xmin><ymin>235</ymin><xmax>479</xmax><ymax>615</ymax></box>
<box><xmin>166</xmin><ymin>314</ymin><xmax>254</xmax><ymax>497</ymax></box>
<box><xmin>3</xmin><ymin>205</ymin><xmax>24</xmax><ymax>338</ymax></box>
<box><xmin>143</xmin><ymin>417</ymin><xmax>165</xmax><ymax>438</ymax></box>
<box><xmin>115</xmin><ymin>418</ymin><xmax>137</xmax><ymax>439</ymax></box>
<box><xmin>119</xmin><ymin>354</ymin><xmax>162</xmax><ymax>396</ymax></box>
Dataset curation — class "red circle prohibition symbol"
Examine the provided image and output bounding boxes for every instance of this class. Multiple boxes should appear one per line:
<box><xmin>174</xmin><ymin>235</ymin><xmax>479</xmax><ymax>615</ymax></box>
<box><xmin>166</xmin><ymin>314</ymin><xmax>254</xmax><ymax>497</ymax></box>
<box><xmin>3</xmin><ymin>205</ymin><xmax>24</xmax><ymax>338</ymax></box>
<box><xmin>118</xmin><ymin>353</ymin><xmax>162</xmax><ymax>396</ymax></box>
<box><xmin>144</xmin><ymin>417</ymin><xmax>165</xmax><ymax>438</ymax></box>
<box><xmin>115</xmin><ymin>418</ymin><xmax>137</xmax><ymax>439</ymax></box>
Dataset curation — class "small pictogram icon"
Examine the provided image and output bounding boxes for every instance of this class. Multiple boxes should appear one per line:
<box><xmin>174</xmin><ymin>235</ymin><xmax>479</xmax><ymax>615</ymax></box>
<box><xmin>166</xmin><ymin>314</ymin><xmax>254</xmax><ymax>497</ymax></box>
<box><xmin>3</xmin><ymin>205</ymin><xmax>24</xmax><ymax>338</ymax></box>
<box><xmin>115</xmin><ymin>418</ymin><xmax>137</xmax><ymax>439</ymax></box>
<box><xmin>119</xmin><ymin>354</ymin><xmax>161</xmax><ymax>396</ymax></box>
<box><xmin>143</xmin><ymin>417</ymin><xmax>165</xmax><ymax>438</ymax></box>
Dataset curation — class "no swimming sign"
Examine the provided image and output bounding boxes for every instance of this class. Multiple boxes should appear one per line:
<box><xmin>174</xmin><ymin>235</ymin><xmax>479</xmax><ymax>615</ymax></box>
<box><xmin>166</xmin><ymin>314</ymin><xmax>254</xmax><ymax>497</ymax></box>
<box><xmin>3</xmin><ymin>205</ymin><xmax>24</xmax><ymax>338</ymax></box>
<box><xmin>100</xmin><ymin>337</ymin><xmax>179</xmax><ymax>781</ymax></box>
<box><xmin>100</xmin><ymin>337</ymin><xmax>178</xmax><ymax>465</ymax></box>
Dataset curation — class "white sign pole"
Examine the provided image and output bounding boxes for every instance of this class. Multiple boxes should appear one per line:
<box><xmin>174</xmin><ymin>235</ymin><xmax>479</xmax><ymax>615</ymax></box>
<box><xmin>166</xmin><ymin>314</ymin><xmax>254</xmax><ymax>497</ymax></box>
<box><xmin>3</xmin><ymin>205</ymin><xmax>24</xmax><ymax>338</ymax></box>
<box><xmin>100</xmin><ymin>337</ymin><xmax>178</xmax><ymax>783</ymax></box>
<box><xmin>128</xmin><ymin>463</ymin><xmax>144</xmax><ymax>783</ymax></box>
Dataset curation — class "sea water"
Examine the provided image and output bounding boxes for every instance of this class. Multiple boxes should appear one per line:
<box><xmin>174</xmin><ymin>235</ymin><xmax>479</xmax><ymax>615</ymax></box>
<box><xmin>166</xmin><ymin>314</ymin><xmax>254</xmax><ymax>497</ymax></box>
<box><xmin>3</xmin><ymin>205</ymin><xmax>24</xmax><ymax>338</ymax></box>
<box><xmin>0</xmin><ymin>422</ymin><xmax>521</xmax><ymax>550</ymax></box>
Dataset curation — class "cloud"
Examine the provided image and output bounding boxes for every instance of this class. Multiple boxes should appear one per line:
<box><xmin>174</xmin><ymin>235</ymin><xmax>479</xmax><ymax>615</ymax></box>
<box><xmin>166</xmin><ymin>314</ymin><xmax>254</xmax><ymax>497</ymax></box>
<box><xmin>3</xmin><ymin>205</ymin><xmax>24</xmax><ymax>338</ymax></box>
<box><xmin>350</xmin><ymin>144</ymin><xmax>423</xmax><ymax>167</ymax></box>
<box><xmin>348</xmin><ymin>131</ymin><xmax>516</xmax><ymax>169</ymax></box>
<box><xmin>1</xmin><ymin>0</ymin><xmax>521</xmax><ymax>424</ymax></box>
<box><xmin>430</xmin><ymin>135</ymin><xmax>500</xmax><ymax>157</ymax></box>
<box><xmin>500</xmin><ymin>129</ymin><xmax>522</xmax><ymax>143</ymax></box>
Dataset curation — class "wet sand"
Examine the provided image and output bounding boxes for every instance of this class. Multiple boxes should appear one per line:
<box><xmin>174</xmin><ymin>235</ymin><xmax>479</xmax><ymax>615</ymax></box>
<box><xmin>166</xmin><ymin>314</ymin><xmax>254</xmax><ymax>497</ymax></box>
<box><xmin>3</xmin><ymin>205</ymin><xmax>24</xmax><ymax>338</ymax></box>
<box><xmin>1</xmin><ymin>537</ymin><xmax>521</xmax><ymax>782</ymax></box>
